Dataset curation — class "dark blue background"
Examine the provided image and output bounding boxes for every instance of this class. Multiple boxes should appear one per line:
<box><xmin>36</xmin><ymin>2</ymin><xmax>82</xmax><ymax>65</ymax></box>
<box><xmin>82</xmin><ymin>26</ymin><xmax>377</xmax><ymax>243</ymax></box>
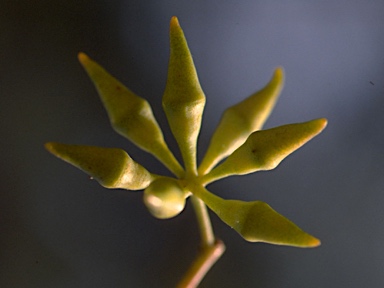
<box><xmin>1</xmin><ymin>1</ymin><xmax>384</xmax><ymax>287</ymax></box>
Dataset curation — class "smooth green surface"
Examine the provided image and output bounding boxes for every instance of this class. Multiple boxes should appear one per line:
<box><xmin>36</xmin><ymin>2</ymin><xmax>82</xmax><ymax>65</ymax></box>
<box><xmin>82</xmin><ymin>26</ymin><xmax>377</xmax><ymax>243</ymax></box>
<box><xmin>192</xmin><ymin>185</ymin><xmax>320</xmax><ymax>247</ymax></box>
<box><xmin>45</xmin><ymin>142</ymin><xmax>155</xmax><ymax>190</ymax></box>
<box><xmin>162</xmin><ymin>17</ymin><xmax>206</xmax><ymax>173</ymax></box>
<box><xmin>78</xmin><ymin>53</ymin><xmax>183</xmax><ymax>177</ymax></box>
<box><xmin>199</xmin><ymin>67</ymin><xmax>284</xmax><ymax>174</ymax></box>
<box><xmin>144</xmin><ymin>177</ymin><xmax>188</xmax><ymax>219</ymax></box>
<box><xmin>202</xmin><ymin>118</ymin><xmax>327</xmax><ymax>184</ymax></box>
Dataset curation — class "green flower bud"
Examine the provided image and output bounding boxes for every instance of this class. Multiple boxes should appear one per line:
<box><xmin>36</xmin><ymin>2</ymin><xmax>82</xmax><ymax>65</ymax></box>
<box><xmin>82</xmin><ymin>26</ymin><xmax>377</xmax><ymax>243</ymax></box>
<box><xmin>191</xmin><ymin>185</ymin><xmax>320</xmax><ymax>248</ymax></box>
<box><xmin>45</xmin><ymin>142</ymin><xmax>155</xmax><ymax>190</ymax></box>
<box><xmin>78</xmin><ymin>53</ymin><xmax>183</xmax><ymax>177</ymax></box>
<box><xmin>162</xmin><ymin>17</ymin><xmax>206</xmax><ymax>173</ymax></box>
<box><xmin>144</xmin><ymin>177</ymin><xmax>188</xmax><ymax>219</ymax></box>
<box><xmin>202</xmin><ymin>118</ymin><xmax>327</xmax><ymax>184</ymax></box>
<box><xmin>199</xmin><ymin>68</ymin><xmax>284</xmax><ymax>174</ymax></box>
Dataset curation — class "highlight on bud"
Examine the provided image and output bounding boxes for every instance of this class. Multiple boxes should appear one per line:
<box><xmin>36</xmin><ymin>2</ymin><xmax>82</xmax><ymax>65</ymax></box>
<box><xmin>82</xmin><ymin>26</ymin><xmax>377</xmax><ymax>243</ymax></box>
<box><xmin>45</xmin><ymin>142</ymin><xmax>156</xmax><ymax>190</ymax></box>
<box><xmin>144</xmin><ymin>177</ymin><xmax>188</xmax><ymax>219</ymax></box>
<box><xmin>199</xmin><ymin>67</ymin><xmax>284</xmax><ymax>175</ymax></box>
<box><xmin>202</xmin><ymin>118</ymin><xmax>327</xmax><ymax>184</ymax></box>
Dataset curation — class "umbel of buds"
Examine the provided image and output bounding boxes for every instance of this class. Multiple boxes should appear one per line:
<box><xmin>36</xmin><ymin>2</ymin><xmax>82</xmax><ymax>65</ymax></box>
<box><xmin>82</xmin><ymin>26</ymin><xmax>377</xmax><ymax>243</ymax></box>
<box><xmin>46</xmin><ymin>17</ymin><xmax>326</xmax><ymax>251</ymax></box>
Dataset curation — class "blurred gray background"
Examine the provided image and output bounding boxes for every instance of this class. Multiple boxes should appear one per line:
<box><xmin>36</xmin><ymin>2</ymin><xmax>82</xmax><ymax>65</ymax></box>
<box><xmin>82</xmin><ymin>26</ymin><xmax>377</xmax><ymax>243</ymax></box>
<box><xmin>1</xmin><ymin>1</ymin><xmax>384</xmax><ymax>287</ymax></box>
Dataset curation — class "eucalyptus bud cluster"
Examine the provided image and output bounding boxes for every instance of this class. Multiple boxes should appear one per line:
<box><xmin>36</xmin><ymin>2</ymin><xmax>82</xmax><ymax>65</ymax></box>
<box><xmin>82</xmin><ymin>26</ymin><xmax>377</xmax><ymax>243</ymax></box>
<box><xmin>46</xmin><ymin>17</ymin><xmax>326</xmax><ymax>248</ymax></box>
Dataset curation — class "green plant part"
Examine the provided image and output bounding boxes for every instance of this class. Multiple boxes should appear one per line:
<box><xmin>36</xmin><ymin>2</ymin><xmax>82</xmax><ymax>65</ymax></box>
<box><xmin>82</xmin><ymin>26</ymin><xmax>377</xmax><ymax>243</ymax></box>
<box><xmin>45</xmin><ymin>143</ymin><xmax>156</xmax><ymax>190</ymax></box>
<box><xmin>144</xmin><ymin>177</ymin><xmax>189</xmax><ymax>219</ymax></box>
<box><xmin>46</xmin><ymin>16</ymin><xmax>327</xmax><ymax>288</ymax></box>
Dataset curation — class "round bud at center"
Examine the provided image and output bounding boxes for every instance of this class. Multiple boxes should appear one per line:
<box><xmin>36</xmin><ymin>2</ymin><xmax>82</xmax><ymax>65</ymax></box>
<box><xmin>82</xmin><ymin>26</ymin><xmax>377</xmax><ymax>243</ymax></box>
<box><xmin>144</xmin><ymin>177</ymin><xmax>187</xmax><ymax>219</ymax></box>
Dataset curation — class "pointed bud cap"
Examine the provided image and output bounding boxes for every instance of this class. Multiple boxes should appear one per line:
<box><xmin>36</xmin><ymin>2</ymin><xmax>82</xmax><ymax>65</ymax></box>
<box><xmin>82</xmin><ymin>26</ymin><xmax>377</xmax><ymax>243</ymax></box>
<box><xmin>203</xmin><ymin>118</ymin><xmax>327</xmax><ymax>184</ymax></box>
<box><xmin>45</xmin><ymin>142</ymin><xmax>155</xmax><ymax>190</ymax></box>
<box><xmin>78</xmin><ymin>52</ymin><xmax>183</xmax><ymax>177</ymax></box>
<box><xmin>162</xmin><ymin>17</ymin><xmax>206</xmax><ymax>173</ymax></box>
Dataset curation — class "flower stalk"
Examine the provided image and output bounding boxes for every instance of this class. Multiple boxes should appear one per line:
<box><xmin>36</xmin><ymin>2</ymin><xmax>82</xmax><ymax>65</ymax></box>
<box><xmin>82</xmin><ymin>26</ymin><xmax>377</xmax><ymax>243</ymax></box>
<box><xmin>46</xmin><ymin>16</ymin><xmax>327</xmax><ymax>287</ymax></box>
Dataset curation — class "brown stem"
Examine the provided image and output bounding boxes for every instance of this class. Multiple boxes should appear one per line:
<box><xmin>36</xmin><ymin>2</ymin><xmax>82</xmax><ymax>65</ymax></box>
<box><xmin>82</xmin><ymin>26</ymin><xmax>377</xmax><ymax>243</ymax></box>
<box><xmin>177</xmin><ymin>239</ymin><xmax>226</xmax><ymax>288</ymax></box>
